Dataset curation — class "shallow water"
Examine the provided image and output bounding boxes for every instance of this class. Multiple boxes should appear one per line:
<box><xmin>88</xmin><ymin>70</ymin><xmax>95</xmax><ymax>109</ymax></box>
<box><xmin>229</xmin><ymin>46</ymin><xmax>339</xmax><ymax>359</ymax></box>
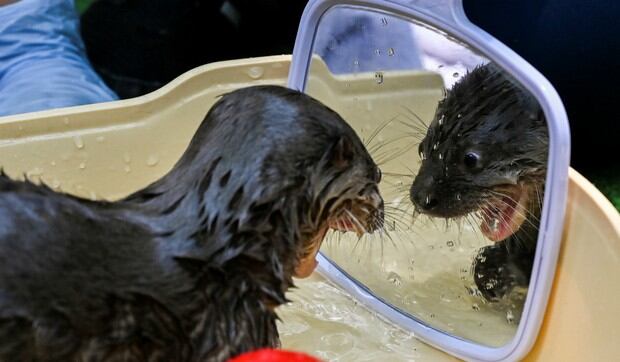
<box><xmin>278</xmin><ymin>273</ymin><xmax>455</xmax><ymax>362</ymax></box>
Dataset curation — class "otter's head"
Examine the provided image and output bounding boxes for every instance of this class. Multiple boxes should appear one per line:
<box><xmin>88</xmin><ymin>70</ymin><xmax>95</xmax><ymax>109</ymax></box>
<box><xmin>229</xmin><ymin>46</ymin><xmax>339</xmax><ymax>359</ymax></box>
<box><xmin>409</xmin><ymin>64</ymin><xmax>548</xmax><ymax>241</ymax></box>
<box><xmin>180</xmin><ymin>85</ymin><xmax>383</xmax><ymax>294</ymax></box>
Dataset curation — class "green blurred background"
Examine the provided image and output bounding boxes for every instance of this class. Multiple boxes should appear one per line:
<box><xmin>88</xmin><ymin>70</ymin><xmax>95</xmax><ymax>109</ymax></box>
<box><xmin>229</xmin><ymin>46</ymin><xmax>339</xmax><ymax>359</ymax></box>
<box><xmin>73</xmin><ymin>0</ymin><xmax>619</xmax><ymax>211</ymax></box>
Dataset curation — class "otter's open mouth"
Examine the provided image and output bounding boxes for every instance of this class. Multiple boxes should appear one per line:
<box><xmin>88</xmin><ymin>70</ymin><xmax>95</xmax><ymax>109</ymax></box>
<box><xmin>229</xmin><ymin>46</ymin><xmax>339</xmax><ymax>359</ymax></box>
<box><xmin>479</xmin><ymin>185</ymin><xmax>529</xmax><ymax>242</ymax></box>
<box><xmin>294</xmin><ymin>199</ymin><xmax>383</xmax><ymax>278</ymax></box>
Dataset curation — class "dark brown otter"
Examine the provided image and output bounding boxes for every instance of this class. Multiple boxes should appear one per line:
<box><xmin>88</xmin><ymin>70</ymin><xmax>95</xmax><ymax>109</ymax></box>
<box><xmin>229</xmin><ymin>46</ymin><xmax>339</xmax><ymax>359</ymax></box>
<box><xmin>409</xmin><ymin>63</ymin><xmax>548</xmax><ymax>301</ymax></box>
<box><xmin>0</xmin><ymin>85</ymin><xmax>383</xmax><ymax>361</ymax></box>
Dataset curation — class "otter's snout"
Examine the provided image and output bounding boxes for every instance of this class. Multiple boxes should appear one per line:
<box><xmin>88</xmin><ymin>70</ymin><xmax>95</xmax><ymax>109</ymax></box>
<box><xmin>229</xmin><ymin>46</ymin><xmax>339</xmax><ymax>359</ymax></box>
<box><xmin>410</xmin><ymin>174</ymin><xmax>440</xmax><ymax>213</ymax></box>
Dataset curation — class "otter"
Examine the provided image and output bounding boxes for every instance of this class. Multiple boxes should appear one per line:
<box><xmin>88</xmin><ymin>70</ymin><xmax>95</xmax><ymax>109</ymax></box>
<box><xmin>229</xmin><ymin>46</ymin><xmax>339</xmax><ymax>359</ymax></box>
<box><xmin>409</xmin><ymin>63</ymin><xmax>548</xmax><ymax>301</ymax></box>
<box><xmin>0</xmin><ymin>85</ymin><xmax>384</xmax><ymax>361</ymax></box>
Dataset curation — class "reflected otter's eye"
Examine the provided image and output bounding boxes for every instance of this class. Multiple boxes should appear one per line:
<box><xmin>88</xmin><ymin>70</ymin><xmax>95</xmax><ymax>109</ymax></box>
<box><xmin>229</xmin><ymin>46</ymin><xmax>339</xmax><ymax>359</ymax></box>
<box><xmin>463</xmin><ymin>152</ymin><xmax>480</xmax><ymax>169</ymax></box>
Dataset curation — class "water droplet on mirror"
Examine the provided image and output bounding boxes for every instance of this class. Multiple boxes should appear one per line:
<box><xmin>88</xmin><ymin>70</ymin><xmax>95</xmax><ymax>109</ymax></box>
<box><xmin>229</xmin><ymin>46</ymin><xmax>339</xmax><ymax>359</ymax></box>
<box><xmin>457</xmin><ymin>113</ymin><xmax>462</xmax><ymax>119</ymax></box>
<box><xmin>387</xmin><ymin>48</ymin><xmax>395</xmax><ymax>56</ymax></box>
<box><xmin>446</xmin><ymin>240</ymin><xmax>455</xmax><ymax>247</ymax></box>
<box><xmin>73</xmin><ymin>136</ymin><xmax>84</xmax><ymax>149</ymax></box>
<box><xmin>146</xmin><ymin>155</ymin><xmax>159</xmax><ymax>167</ymax></box>
<box><xmin>374</xmin><ymin>72</ymin><xmax>384</xmax><ymax>84</ymax></box>
<box><xmin>506</xmin><ymin>310</ymin><xmax>515</xmax><ymax>324</ymax></box>
<box><xmin>453</xmin><ymin>72</ymin><xmax>459</xmax><ymax>78</ymax></box>
<box><xmin>246</xmin><ymin>66</ymin><xmax>264</xmax><ymax>79</ymax></box>
<box><xmin>387</xmin><ymin>271</ymin><xmax>402</xmax><ymax>286</ymax></box>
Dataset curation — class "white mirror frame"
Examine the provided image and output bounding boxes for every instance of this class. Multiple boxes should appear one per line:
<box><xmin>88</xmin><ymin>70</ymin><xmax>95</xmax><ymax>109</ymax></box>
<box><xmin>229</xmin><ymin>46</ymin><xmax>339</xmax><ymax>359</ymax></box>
<box><xmin>287</xmin><ymin>1</ymin><xmax>571</xmax><ymax>361</ymax></box>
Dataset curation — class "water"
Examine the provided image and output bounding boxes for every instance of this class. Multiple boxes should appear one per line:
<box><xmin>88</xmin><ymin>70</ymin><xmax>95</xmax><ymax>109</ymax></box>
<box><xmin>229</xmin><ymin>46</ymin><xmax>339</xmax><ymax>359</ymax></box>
<box><xmin>278</xmin><ymin>274</ymin><xmax>455</xmax><ymax>361</ymax></box>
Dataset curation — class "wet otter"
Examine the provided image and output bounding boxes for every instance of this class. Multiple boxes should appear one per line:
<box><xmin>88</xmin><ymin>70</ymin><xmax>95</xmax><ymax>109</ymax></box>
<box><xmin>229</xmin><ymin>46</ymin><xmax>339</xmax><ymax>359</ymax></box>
<box><xmin>0</xmin><ymin>85</ymin><xmax>384</xmax><ymax>361</ymax></box>
<box><xmin>409</xmin><ymin>63</ymin><xmax>548</xmax><ymax>301</ymax></box>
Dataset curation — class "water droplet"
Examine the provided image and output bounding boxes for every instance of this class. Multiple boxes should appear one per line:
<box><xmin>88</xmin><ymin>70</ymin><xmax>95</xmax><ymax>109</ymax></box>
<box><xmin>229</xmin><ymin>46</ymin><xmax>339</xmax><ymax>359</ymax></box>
<box><xmin>246</xmin><ymin>66</ymin><xmax>264</xmax><ymax>79</ymax></box>
<box><xmin>438</xmin><ymin>64</ymin><xmax>444</xmax><ymax>69</ymax></box>
<box><xmin>438</xmin><ymin>114</ymin><xmax>444</xmax><ymax>125</ymax></box>
<box><xmin>78</xmin><ymin>162</ymin><xmax>86</xmax><ymax>170</ymax></box>
<box><xmin>374</xmin><ymin>49</ymin><xmax>381</xmax><ymax>56</ymax></box>
<box><xmin>73</xmin><ymin>136</ymin><xmax>84</xmax><ymax>149</ymax></box>
<box><xmin>146</xmin><ymin>155</ymin><xmax>159</xmax><ymax>167</ymax></box>
<box><xmin>381</xmin><ymin>17</ymin><xmax>388</xmax><ymax>26</ymax></box>
<box><xmin>123</xmin><ymin>153</ymin><xmax>131</xmax><ymax>164</ymax></box>
<box><xmin>472</xmin><ymin>303</ymin><xmax>480</xmax><ymax>311</ymax></box>
<box><xmin>438</xmin><ymin>153</ymin><xmax>443</xmax><ymax>160</ymax></box>
<box><xmin>453</xmin><ymin>72</ymin><xmax>459</xmax><ymax>78</ymax></box>
<box><xmin>446</xmin><ymin>240</ymin><xmax>455</xmax><ymax>247</ymax></box>
<box><xmin>456</xmin><ymin>193</ymin><xmax>461</xmax><ymax>201</ymax></box>
<box><xmin>387</xmin><ymin>48</ymin><xmax>395</xmax><ymax>56</ymax></box>
<box><xmin>353</xmin><ymin>59</ymin><xmax>359</xmax><ymax>67</ymax></box>
<box><xmin>124</xmin><ymin>166</ymin><xmax>131</xmax><ymax>173</ymax></box>
<box><xmin>433</xmin><ymin>142</ymin><xmax>438</xmax><ymax>150</ymax></box>
<box><xmin>429</xmin><ymin>313</ymin><xmax>435</xmax><ymax>318</ymax></box>
<box><xmin>506</xmin><ymin>310</ymin><xmax>515</xmax><ymax>324</ymax></box>
<box><xmin>374</xmin><ymin>72</ymin><xmax>384</xmax><ymax>84</ymax></box>
<box><xmin>387</xmin><ymin>271</ymin><xmax>402</xmax><ymax>286</ymax></box>
<box><xmin>457</xmin><ymin>113</ymin><xmax>462</xmax><ymax>119</ymax></box>
<box><xmin>96</xmin><ymin>135</ymin><xmax>105</xmax><ymax>143</ymax></box>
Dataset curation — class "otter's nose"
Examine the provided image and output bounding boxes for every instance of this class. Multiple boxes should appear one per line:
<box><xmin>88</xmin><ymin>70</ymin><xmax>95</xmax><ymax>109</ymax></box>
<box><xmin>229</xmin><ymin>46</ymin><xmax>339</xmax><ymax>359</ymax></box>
<box><xmin>412</xmin><ymin>191</ymin><xmax>439</xmax><ymax>212</ymax></box>
<box><xmin>409</xmin><ymin>174</ymin><xmax>440</xmax><ymax>212</ymax></box>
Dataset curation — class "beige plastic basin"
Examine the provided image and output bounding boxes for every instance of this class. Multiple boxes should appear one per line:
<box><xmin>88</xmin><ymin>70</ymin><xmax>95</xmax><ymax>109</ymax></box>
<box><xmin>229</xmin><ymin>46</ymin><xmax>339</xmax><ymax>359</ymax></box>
<box><xmin>0</xmin><ymin>55</ymin><xmax>618</xmax><ymax>361</ymax></box>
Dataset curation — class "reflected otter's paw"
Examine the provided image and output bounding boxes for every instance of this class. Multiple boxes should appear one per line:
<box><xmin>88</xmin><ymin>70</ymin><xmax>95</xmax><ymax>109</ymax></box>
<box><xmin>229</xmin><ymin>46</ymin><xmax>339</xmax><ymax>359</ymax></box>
<box><xmin>472</xmin><ymin>243</ymin><xmax>530</xmax><ymax>302</ymax></box>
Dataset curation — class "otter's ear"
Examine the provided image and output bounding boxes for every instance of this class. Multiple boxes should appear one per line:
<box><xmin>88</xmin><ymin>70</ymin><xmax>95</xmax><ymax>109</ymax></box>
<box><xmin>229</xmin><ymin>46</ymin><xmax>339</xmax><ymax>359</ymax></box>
<box><xmin>330</xmin><ymin>137</ymin><xmax>354</xmax><ymax>169</ymax></box>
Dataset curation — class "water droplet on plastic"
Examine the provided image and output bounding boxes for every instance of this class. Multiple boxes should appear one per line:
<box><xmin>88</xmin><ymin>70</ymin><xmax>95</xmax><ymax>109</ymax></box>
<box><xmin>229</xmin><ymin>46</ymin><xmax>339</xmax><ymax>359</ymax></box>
<box><xmin>73</xmin><ymin>136</ymin><xmax>84</xmax><ymax>149</ymax></box>
<box><xmin>146</xmin><ymin>155</ymin><xmax>159</xmax><ymax>167</ymax></box>
<box><xmin>506</xmin><ymin>310</ymin><xmax>515</xmax><ymax>324</ymax></box>
<box><xmin>381</xmin><ymin>17</ymin><xmax>388</xmax><ymax>26</ymax></box>
<box><xmin>96</xmin><ymin>135</ymin><xmax>105</xmax><ymax>143</ymax></box>
<box><xmin>446</xmin><ymin>240</ymin><xmax>455</xmax><ymax>248</ymax></box>
<box><xmin>123</xmin><ymin>153</ymin><xmax>131</xmax><ymax>164</ymax></box>
<box><xmin>124</xmin><ymin>166</ymin><xmax>131</xmax><ymax>173</ymax></box>
<box><xmin>387</xmin><ymin>48</ymin><xmax>395</xmax><ymax>56</ymax></box>
<box><xmin>472</xmin><ymin>303</ymin><xmax>480</xmax><ymax>311</ymax></box>
<box><xmin>78</xmin><ymin>162</ymin><xmax>86</xmax><ymax>170</ymax></box>
<box><xmin>374</xmin><ymin>72</ymin><xmax>384</xmax><ymax>84</ymax></box>
<box><xmin>453</xmin><ymin>72</ymin><xmax>459</xmax><ymax>78</ymax></box>
<box><xmin>387</xmin><ymin>271</ymin><xmax>402</xmax><ymax>286</ymax></box>
<box><xmin>246</xmin><ymin>66</ymin><xmax>264</xmax><ymax>79</ymax></box>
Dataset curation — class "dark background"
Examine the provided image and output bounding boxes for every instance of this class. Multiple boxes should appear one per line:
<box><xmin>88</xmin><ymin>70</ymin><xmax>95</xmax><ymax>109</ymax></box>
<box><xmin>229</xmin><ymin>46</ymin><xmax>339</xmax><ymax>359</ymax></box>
<box><xmin>78</xmin><ymin>0</ymin><xmax>620</xmax><ymax>209</ymax></box>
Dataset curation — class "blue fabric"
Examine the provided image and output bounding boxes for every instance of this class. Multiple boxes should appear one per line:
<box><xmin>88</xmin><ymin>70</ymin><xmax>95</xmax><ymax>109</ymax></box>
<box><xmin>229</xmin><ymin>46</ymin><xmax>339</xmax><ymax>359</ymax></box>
<box><xmin>0</xmin><ymin>0</ymin><xmax>118</xmax><ymax>117</ymax></box>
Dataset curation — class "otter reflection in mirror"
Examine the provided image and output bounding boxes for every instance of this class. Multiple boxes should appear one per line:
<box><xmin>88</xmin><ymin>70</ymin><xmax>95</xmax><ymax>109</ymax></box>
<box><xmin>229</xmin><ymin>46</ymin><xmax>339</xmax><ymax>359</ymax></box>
<box><xmin>0</xmin><ymin>85</ymin><xmax>383</xmax><ymax>361</ymax></box>
<box><xmin>409</xmin><ymin>63</ymin><xmax>548</xmax><ymax>301</ymax></box>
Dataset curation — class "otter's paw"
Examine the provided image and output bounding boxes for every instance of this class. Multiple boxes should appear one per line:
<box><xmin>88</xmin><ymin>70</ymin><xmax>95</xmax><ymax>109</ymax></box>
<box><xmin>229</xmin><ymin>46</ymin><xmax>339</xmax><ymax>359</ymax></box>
<box><xmin>472</xmin><ymin>244</ymin><xmax>518</xmax><ymax>302</ymax></box>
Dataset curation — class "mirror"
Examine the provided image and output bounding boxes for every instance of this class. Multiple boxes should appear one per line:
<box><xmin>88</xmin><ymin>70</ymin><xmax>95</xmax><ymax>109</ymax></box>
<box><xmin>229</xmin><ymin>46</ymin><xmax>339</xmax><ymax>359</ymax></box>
<box><xmin>302</xmin><ymin>5</ymin><xmax>548</xmax><ymax>348</ymax></box>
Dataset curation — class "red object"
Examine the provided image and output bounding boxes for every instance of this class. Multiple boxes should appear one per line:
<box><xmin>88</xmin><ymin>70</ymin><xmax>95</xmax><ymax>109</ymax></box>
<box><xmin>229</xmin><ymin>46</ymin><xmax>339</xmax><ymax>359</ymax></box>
<box><xmin>229</xmin><ymin>348</ymin><xmax>322</xmax><ymax>362</ymax></box>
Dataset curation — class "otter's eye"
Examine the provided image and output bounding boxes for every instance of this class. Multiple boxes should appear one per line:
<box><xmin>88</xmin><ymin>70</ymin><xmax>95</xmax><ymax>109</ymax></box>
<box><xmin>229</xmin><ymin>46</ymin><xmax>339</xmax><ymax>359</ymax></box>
<box><xmin>374</xmin><ymin>168</ymin><xmax>382</xmax><ymax>183</ymax></box>
<box><xmin>463</xmin><ymin>152</ymin><xmax>480</xmax><ymax>169</ymax></box>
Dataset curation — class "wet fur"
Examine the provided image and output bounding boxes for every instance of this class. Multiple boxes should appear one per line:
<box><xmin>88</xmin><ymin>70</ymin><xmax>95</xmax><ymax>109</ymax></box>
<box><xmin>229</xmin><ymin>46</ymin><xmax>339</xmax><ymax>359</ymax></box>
<box><xmin>0</xmin><ymin>85</ymin><xmax>380</xmax><ymax>361</ymax></box>
<box><xmin>409</xmin><ymin>63</ymin><xmax>548</xmax><ymax>301</ymax></box>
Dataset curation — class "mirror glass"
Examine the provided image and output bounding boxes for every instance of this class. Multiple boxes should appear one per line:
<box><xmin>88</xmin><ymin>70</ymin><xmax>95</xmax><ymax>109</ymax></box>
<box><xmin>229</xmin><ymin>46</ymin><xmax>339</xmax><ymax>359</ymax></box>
<box><xmin>304</xmin><ymin>5</ymin><xmax>548</xmax><ymax>347</ymax></box>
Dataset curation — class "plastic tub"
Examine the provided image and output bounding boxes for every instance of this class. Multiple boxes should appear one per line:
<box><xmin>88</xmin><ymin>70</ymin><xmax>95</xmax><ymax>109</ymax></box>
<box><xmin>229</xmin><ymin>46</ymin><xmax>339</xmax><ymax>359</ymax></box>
<box><xmin>0</xmin><ymin>55</ymin><xmax>618</xmax><ymax>361</ymax></box>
